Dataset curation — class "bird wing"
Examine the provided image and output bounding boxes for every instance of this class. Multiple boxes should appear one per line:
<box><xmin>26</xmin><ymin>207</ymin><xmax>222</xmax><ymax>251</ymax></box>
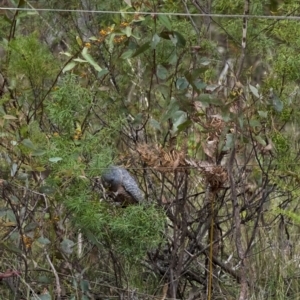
<box><xmin>120</xmin><ymin>168</ymin><xmax>143</xmax><ymax>203</ymax></box>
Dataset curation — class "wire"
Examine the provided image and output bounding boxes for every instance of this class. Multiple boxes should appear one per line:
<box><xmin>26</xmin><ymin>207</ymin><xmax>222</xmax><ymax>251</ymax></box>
<box><xmin>1</xmin><ymin>7</ymin><xmax>300</xmax><ymax>20</ymax></box>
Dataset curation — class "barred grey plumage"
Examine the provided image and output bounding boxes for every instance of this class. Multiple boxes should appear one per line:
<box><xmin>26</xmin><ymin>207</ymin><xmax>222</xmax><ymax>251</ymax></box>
<box><xmin>101</xmin><ymin>166</ymin><xmax>143</xmax><ymax>204</ymax></box>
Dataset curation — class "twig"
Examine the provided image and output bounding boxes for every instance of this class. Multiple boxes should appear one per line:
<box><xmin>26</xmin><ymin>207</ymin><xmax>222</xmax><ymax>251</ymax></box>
<box><xmin>45</xmin><ymin>249</ymin><xmax>61</xmax><ymax>300</ymax></box>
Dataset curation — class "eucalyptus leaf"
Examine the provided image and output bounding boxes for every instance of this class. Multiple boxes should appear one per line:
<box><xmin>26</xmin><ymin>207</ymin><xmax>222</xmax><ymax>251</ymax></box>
<box><xmin>62</xmin><ymin>61</ymin><xmax>77</xmax><ymax>73</ymax></box>
<box><xmin>60</xmin><ymin>238</ymin><xmax>75</xmax><ymax>255</ymax></box>
<box><xmin>157</xmin><ymin>65</ymin><xmax>168</xmax><ymax>80</ymax></box>
<box><xmin>158</xmin><ymin>15</ymin><xmax>172</xmax><ymax>30</ymax></box>
<box><xmin>151</xmin><ymin>34</ymin><xmax>161</xmax><ymax>49</ymax></box>
<box><xmin>82</xmin><ymin>47</ymin><xmax>102</xmax><ymax>71</ymax></box>
<box><xmin>37</xmin><ymin>237</ymin><xmax>51</xmax><ymax>245</ymax></box>
<box><xmin>49</xmin><ymin>157</ymin><xmax>62</xmax><ymax>163</ymax></box>
<box><xmin>22</xmin><ymin>138</ymin><xmax>36</xmax><ymax>150</ymax></box>
<box><xmin>176</xmin><ymin>77</ymin><xmax>189</xmax><ymax>90</ymax></box>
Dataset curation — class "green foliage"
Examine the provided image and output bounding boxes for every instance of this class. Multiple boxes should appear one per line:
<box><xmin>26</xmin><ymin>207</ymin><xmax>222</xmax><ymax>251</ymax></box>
<box><xmin>65</xmin><ymin>191</ymin><xmax>166</xmax><ymax>260</ymax></box>
<box><xmin>8</xmin><ymin>34</ymin><xmax>58</xmax><ymax>91</ymax></box>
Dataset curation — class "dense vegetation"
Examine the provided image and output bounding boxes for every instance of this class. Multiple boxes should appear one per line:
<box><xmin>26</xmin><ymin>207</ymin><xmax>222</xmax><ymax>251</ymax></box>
<box><xmin>1</xmin><ymin>0</ymin><xmax>300</xmax><ymax>299</ymax></box>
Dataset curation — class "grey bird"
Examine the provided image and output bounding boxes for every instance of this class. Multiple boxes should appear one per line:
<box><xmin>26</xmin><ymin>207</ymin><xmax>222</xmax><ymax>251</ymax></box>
<box><xmin>101</xmin><ymin>166</ymin><xmax>143</xmax><ymax>205</ymax></box>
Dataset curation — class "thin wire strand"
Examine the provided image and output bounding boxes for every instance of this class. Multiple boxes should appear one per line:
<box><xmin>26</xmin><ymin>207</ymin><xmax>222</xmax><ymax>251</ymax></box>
<box><xmin>1</xmin><ymin>7</ymin><xmax>300</xmax><ymax>20</ymax></box>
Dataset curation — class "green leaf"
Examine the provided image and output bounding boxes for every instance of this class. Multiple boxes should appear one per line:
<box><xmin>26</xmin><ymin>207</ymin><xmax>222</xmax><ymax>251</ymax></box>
<box><xmin>121</xmin><ymin>49</ymin><xmax>134</xmax><ymax>59</ymax></box>
<box><xmin>73</xmin><ymin>58</ymin><xmax>87</xmax><ymax>63</ymax></box>
<box><xmin>158</xmin><ymin>15</ymin><xmax>172</xmax><ymax>30</ymax></box>
<box><xmin>82</xmin><ymin>47</ymin><xmax>102</xmax><ymax>72</ymax></box>
<box><xmin>62</xmin><ymin>61</ymin><xmax>76</xmax><ymax>73</ymax></box>
<box><xmin>162</xmin><ymin>98</ymin><xmax>179</xmax><ymax>122</ymax></box>
<box><xmin>37</xmin><ymin>237</ymin><xmax>51</xmax><ymax>245</ymax></box>
<box><xmin>172</xmin><ymin>110</ymin><xmax>187</xmax><ymax>134</ymax></box>
<box><xmin>80</xmin><ymin>279</ymin><xmax>90</xmax><ymax>292</ymax></box>
<box><xmin>60</xmin><ymin>238</ymin><xmax>75</xmax><ymax>255</ymax></box>
<box><xmin>37</xmin><ymin>276</ymin><xmax>51</xmax><ymax>284</ymax></box>
<box><xmin>176</xmin><ymin>77</ymin><xmax>189</xmax><ymax>90</ymax></box>
<box><xmin>49</xmin><ymin>157</ymin><xmax>62</xmax><ymax>163</ymax></box>
<box><xmin>98</xmin><ymin>69</ymin><xmax>109</xmax><ymax>78</ymax></box>
<box><xmin>2</xmin><ymin>114</ymin><xmax>17</xmax><ymax>120</ymax></box>
<box><xmin>223</xmin><ymin>133</ymin><xmax>234</xmax><ymax>151</ymax></box>
<box><xmin>258</xmin><ymin>110</ymin><xmax>268</xmax><ymax>118</ymax></box>
<box><xmin>177</xmin><ymin>120</ymin><xmax>193</xmax><ymax>132</ymax></box>
<box><xmin>173</xmin><ymin>31</ymin><xmax>186</xmax><ymax>47</ymax></box>
<box><xmin>38</xmin><ymin>186</ymin><xmax>56</xmax><ymax>195</ymax></box>
<box><xmin>199</xmin><ymin>57</ymin><xmax>211</xmax><ymax>66</ymax></box>
<box><xmin>11</xmin><ymin>163</ymin><xmax>18</xmax><ymax>176</ymax></box>
<box><xmin>249</xmin><ymin>119</ymin><xmax>261</xmax><ymax>127</ymax></box>
<box><xmin>33</xmin><ymin>294</ymin><xmax>51</xmax><ymax>300</ymax></box>
<box><xmin>255</xmin><ymin>135</ymin><xmax>267</xmax><ymax>146</ymax></box>
<box><xmin>22</xmin><ymin>138</ymin><xmax>36</xmax><ymax>150</ymax></box>
<box><xmin>24</xmin><ymin>222</ymin><xmax>38</xmax><ymax>233</ymax></box>
<box><xmin>157</xmin><ymin>65</ymin><xmax>168</xmax><ymax>80</ymax></box>
<box><xmin>151</xmin><ymin>34</ymin><xmax>161</xmax><ymax>49</ymax></box>
<box><xmin>272</xmin><ymin>95</ymin><xmax>283</xmax><ymax>112</ymax></box>
<box><xmin>149</xmin><ymin>118</ymin><xmax>161</xmax><ymax>131</ymax></box>
<box><xmin>76</xmin><ymin>35</ymin><xmax>83</xmax><ymax>47</ymax></box>
<box><xmin>193</xmin><ymin>79</ymin><xmax>206</xmax><ymax>90</ymax></box>
<box><xmin>32</xmin><ymin>149</ymin><xmax>46</xmax><ymax>156</ymax></box>
<box><xmin>132</xmin><ymin>42</ymin><xmax>150</xmax><ymax>57</ymax></box>
<box><xmin>197</xmin><ymin>94</ymin><xmax>222</xmax><ymax>106</ymax></box>
<box><xmin>249</xmin><ymin>84</ymin><xmax>260</xmax><ymax>98</ymax></box>
<box><xmin>123</xmin><ymin>26</ymin><xmax>132</xmax><ymax>37</ymax></box>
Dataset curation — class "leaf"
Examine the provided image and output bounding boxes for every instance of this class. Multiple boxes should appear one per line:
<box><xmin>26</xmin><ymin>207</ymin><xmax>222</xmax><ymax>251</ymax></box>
<box><xmin>24</xmin><ymin>222</ymin><xmax>38</xmax><ymax>233</ymax></box>
<box><xmin>121</xmin><ymin>49</ymin><xmax>134</xmax><ymax>59</ymax></box>
<box><xmin>197</xmin><ymin>94</ymin><xmax>222</xmax><ymax>106</ymax></box>
<box><xmin>22</xmin><ymin>138</ymin><xmax>36</xmax><ymax>149</ymax></box>
<box><xmin>206</xmin><ymin>84</ymin><xmax>219</xmax><ymax>92</ymax></box>
<box><xmin>38</xmin><ymin>186</ymin><xmax>55</xmax><ymax>195</ymax></box>
<box><xmin>193</xmin><ymin>79</ymin><xmax>206</xmax><ymax>90</ymax></box>
<box><xmin>149</xmin><ymin>118</ymin><xmax>161</xmax><ymax>131</ymax></box>
<box><xmin>60</xmin><ymin>238</ymin><xmax>75</xmax><ymax>255</ymax></box>
<box><xmin>157</xmin><ymin>65</ymin><xmax>168</xmax><ymax>80</ymax></box>
<box><xmin>158</xmin><ymin>15</ymin><xmax>172</xmax><ymax>30</ymax></box>
<box><xmin>151</xmin><ymin>33</ymin><xmax>161</xmax><ymax>49</ymax></box>
<box><xmin>82</xmin><ymin>47</ymin><xmax>102</xmax><ymax>72</ymax></box>
<box><xmin>37</xmin><ymin>237</ymin><xmax>51</xmax><ymax>245</ymax></box>
<box><xmin>177</xmin><ymin>120</ymin><xmax>193</xmax><ymax>132</ymax></box>
<box><xmin>171</xmin><ymin>111</ymin><xmax>187</xmax><ymax>134</ymax></box>
<box><xmin>73</xmin><ymin>58</ymin><xmax>87</xmax><ymax>63</ymax></box>
<box><xmin>11</xmin><ymin>163</ymin><xmax>18</xmax><ymax>177</ymax></box>
<box><xmin>258</xmin><ymin>110</ymin><xmax>268</xmax><ymax>118</ymax></box>
<box><xmin>97</xmin><ymin>69</ymin><xmax>109</xmax><ymax>78</ymax></box>
<box><xmin>3</xmin><ymin>114</ymin><xmax>17</xmax><ymax>119</ymax></box>
<box><xmin>59</xmin><ymin>51</ymin><xmax>72</xmax><ymax>57</ymax></box>
<box><xmin>272</xmin><ymin>94</ymin><xmax>283</xmax><ymax>112</ymax></box>
<box><xmin>49</xmin><ymin>157</ymin><xmax>62</xmax><ymax>163</ymax></box>
<box><xmin>173</xmin><ymin>31</ymin><xmax>186</xmax><ymax>47</ymax></box>
<box><xmin>80</xmin><ymin>279</ymin><xmax>90</xmax><ymax>292</ymax></box>
<box><xmin>33</xmin><ymin>294</ymin><xmax>51</xmax><ymax>300</ymax></box>
<box><xmin>176</xmin><ymin>77</ymin><xmax>189</xmax><ymax>90</ymax></box>
<box><xmin>123</xmin><ymin>0</ymin><xmax>132</xmax><ymax>6</ymax></box>
<box><xmin>249</xmin><ymin>119</ymin><xmax>261</xmax><ymax>127</ymax></box>
<box><xmin>123</xmin><ymin>26</ymin><xmax>132</xmax><ymax>37</ymax></box>
<box><xmin>37</xmin><ymin>276</ymin><xmax>51</xmax><ymax>284</ymax></box>
<box><xmin>32</xmin><ymin>149</ymin><xmax>46</xmax><ymax>157</ymax></box>
<box><xmin>249</xmin><ymin>84</ymin><xmax>260</xmax><ymax>98</ymax></box>
<box><xmin>132</xmin><ymin>42</ymin><xmax>150</xmax><ymax>57</ymax></box>
<box><xmin>223</xmin><ymin>133</ymin><xmax>234</xmax><ymax>151</ymax></box>
<box><xmin>162</xmin><ymin>98</ymin><xmax>179</xmax><ymax>122</ymax></box>
<box><xmin>199</xmin><ymin>57</ymin><xmax>211</xmax><ymax>66</ymax></box>
<box><xmin>255</xmin><ymin>135</ymin><xmax>267</xmax><ymax>146</ymax></box>
<box><xmin>62</xmin><ymin>61</ymin><xmax>76</xmax><ymax>73</ymax></box>
<box><xmin>76</xmin><ymin>35</ymin><xmax>83</xmax><ymax>47</ymax></box>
